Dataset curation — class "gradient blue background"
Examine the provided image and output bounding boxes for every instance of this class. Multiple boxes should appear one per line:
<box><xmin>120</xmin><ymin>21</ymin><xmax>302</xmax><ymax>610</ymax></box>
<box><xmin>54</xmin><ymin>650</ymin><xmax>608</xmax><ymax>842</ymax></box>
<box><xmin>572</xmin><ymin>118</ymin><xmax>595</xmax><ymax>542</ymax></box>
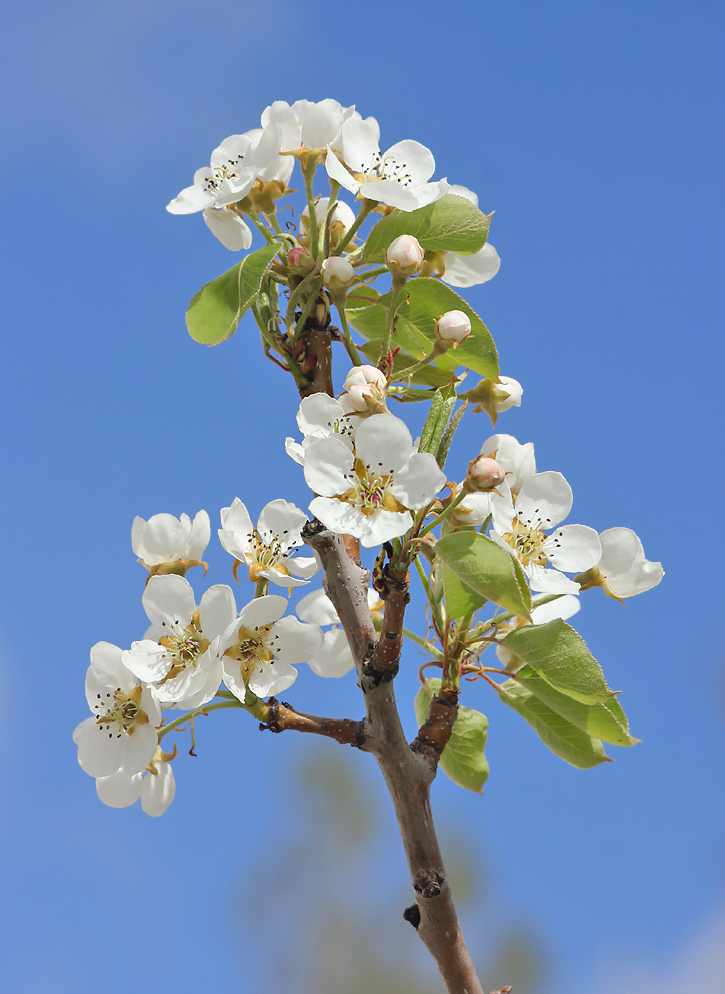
<box><xmin>1</xmin><ymin>1</ymin><xmax>723</xmax><ymax>990</ymax></box>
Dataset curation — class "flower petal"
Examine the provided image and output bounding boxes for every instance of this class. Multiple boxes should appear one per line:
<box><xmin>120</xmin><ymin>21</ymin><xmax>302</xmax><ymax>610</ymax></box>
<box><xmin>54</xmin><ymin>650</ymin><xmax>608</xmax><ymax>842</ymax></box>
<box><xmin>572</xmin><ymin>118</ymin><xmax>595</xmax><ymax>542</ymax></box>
<box><xmin>248</xmin><ymin>660</ymin><xmax>298</xmax><ymax>698</ymax></box>
<box><xmin>143</xmin><ymin>574</ymin><xmax>196</xmax><ymax>629</ymax></box>
<box><xmin>286</xmin><ymin>555</ymin><xmax>320</xmax><ymax>579</ymax></box>
<box><xmin>340</xmin><ymin>117</ymin><xmax>380</xmax><ymax>172</ymax></box>
<box><xmin>199</xmin><ymin>584</ymin><xmax>237</xmax><ymax>639</ymax></box>
<box><xmin>526</xmin><ymin>563</ymin><xmax>580</xmax><ymax>594</ymax></box>
<box><xmin>358</xmin><ymin>179</ymin><xmax>420</xmax><ymax>211</ymax></box>
<box><xmin>237</xmin><ymin>593</ymin><xmax>289</xmax><ymax>631</ymax></box>
<box><xmin>96</xmin><ymin>770</ymin><xmax>143</xmax><ymax>808</ymax></box>
<box><xmin>307</xmin><ymin>628</ymin><xmax>354</xmax><ymax>678</ymax></box>
<box><xmin>390</xmin><ymin>452</ymin><xmax>446</xmax><ymax>510</ymax></box>
<box><xmin>598</xmin><ymin>527</ymin><xmax>640</xmax><ymax>577</ymax></box>
<box><xmin>325</xmin><ymin>146</ymin><xmax>361</xmax><ymax>196</ymax></box>
<box><xmin>304</xmin><ymin>436</ymin><xmax>354</xmax><ymax>497</ymax></box>
<box><xmin>86</xmin><ymin>642</ymin><xmax>134</xmax><ymax>708</ymax></box>
<box><xmin>543</xmin><ymin>524</ymin><xmax>601</xmax><ymax>573</ymax></box>
<box><xmin>271</xmin><ymin>616</ymin><xmax>324</xmax><ymax>664</ymax></box>
<box><xmin>296</xmin><ymin>588</ymin><xmax>340</xmax><ymax>626</ymax></box>
<box><xmin>141</xmin><ymin>763</ymin><xmax>176</xmax><ymax>817</ymax></box>
<box><xmin>203</xmin><ymin>208</ymin><xmax>252</xmax><ymax>251</ymax></box>
<box><xmin>297</xmin><ymin>393</ymin><xmax>349</xmax><ymax>435</ymax></box>
<box><xmin>442</xmin><ymin>243</ymin><xmax>500</xmax><ymax>288</ymax></box>
<box><xmin>120</xmin><ymin>723</ymin><xmax>158</xmax><ymax>776</ymax></box>
<box><xmin>531</xmin><ymin>593</ymin><xmax>581</xmax><ymax>625</ymax></box>
<box><xmin>382</xmin><ymin>139</ymin><xmax>436</xmax><ymax>187</ymax></box>
<box><xmin>74</xmin><ymin>717</ymin><xmax>124</xmax><ymax>778</ymax></box>
<box><xmin>355</xmin><ymin>414</ymin><xmax>413</xmax><ymax>475</ymax></box>
<box><xmin>516</xmin><ymin>472</ymin><xmax>573</xmax><ymax>530</ymax></box>
<box><xmin>257</xmin><ymin>499</ymin><xmax>308</xmax><ymax>552</ymax></box>
<box><xmin>357</xmin><ymin>508</ymin><xmax>413</xmax><ymax>547</ymax></box>
<box><xmin>122</xmin><ymin>641</ymin><xmax>171</xmax><ymax>684</ymax></box>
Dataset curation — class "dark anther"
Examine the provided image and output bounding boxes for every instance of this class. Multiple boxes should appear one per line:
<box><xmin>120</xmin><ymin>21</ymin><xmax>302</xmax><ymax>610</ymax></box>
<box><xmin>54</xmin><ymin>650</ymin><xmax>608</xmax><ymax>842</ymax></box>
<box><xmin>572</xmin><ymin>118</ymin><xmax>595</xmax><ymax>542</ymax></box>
<box><xmin>413</xmin><ymin>868</ymin><xmax>444</xmax><ymax>899</ymax></box>
<box><xmin>403</xmin><ymin>904</ymin><xmax>421</xmax><ymax>929</ymax></box>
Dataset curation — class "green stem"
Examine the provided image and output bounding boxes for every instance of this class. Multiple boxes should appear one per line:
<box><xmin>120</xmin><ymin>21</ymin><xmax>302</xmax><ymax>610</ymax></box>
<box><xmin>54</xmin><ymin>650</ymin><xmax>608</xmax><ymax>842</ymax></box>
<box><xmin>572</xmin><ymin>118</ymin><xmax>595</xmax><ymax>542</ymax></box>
<box><xmin>389</xmin><ymin>343</ymin><xmax>448</xmax><ymax>384</ymax></box>
<box><xmin>379</xmin><ymin>280</ymin><xmax>406</xmax><ymax>363</ymax></box>
<box><xmin>418</xmin><ymin>490</ymin><xmax>468</xmax><ymax>539</ymax></box>
<box><xmin>302</xmin><ymin>157</ymin><xmax>320</xmax><ymax>260</ymax></box>
<box><xmin>322</xmin><ymin>181</ymin><xmax>341</xmax><ymax>259</ymax></box>
<box><xmin>354</xmin><ymin>264</ymin><xmax>390</xmax><ymax>281</ymax></box>
<box><xmin>268</xmin><ymin>213</ymin><xmax>283</xmax><ymax>235</ymax></box>
<box><xmin>468</xmin><ymin>594</ymin><xmax>566</xmax><ymax>641</ymax></box>
<box><xmin>247</xmin><ymin>213</ymin><xmax>276</xmax><ymax>244</ymax></box>
<box><xmin>403</xmin><ymin>626</ymin><xmax>445</xmax><ymax>662</ymax></box>
<box><xmin>255</xmin><ymin>578</ymin><xmax>269</xmax><ymax>598</ymax></box>
<box><xmin>337</xmin><ymin>306</ymin><xmax>363</xmax><ymax>365</ymax></box>
<box><xmin>334</xmin><ymin>199</ymin><xmax>375</xmax><ymax>255</ymax></box>
<box><xmin>294</xmin><ymin>279</ymin><xmax>323</xmax><ymax>337</ymax></box>
<box><xmin>157</xmin><ymin>700</ymin><xmax>242</xmax><ymax>741</ymax></box>
<box><xmin>285</xmin><ymin>266</ymin><xmax>321</xmax><ymax>332</ymax></box>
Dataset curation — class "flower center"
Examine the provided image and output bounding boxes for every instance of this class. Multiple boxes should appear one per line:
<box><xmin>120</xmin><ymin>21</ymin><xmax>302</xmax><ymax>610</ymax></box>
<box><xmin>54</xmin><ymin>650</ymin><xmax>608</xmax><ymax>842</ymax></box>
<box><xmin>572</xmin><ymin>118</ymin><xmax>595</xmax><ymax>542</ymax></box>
<box><xmin>157</xmin><ymin>615</ymin><xmax>210</xmax><ymax>682</ymax></box>
<box><xmin>339</xmin><ymin>460</ymin><xmax>406</xmax><ymax>516</ymax></box>
<box><xmin>355</xmin><ymin>153</ymin><xmax>413</xmax><ymax>188</ymax></box>
<box><xmin>503</xmin><ymin>516</ymin><xmax>548</xmax><ymax>567</ymax></box>
<box><xmin>224</xmin><ymin>624</ymin><xmax>277</xmax><ymax>682</ymax></box>
<box><xmin>93</xmin><ymin>684</ymin><xmax>149</xmax><ymax>739</ymax></box>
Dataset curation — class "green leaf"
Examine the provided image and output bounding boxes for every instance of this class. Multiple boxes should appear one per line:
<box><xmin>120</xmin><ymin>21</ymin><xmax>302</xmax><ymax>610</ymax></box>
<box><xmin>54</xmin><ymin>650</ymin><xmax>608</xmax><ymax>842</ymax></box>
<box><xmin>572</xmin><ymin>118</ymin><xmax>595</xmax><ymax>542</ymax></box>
<box><xmin>436</xmin><ymin>401</ymin><xmax>466</xmax><ymax>469</ymax></box>
<box><xmin>442</xmin><ymin>563</ymin><xmax>486</xmax><ymax>621</ymax></box>
<box><xmin>499</xmin><ymin>680</ymin><xmax>612</xmax><ymax>769</ymax></box>
<box><xmin>415</xmin><ymin>678</ymin><xmax>489</xmax><ymax>792</ymax></box>
<box><xmin>419</xmin><ymin>385</ymin><xmax>456</xmax><ymax>455</ymax></box>
<box><xmin>364</xmin><ymin>194</ymin><xmax>491</xmax><ymax>262</ymax></box>
<box><xmin>502</xmin><ymin>619</ymin><xmax>616</xmax><ymax>705</ymax></box>
<box><xmin>186</xmin><ymin>241</ymin><xmax>281</xmax><ymax>346</ymax></box>
<box><xmin>436</xmin><ymin>531</ymin><xmax>532</xmax><ymax>620</ymax></box>
<box><xmin>514</xmin><ymin>665</ymin><xmax>638</xmax><ymax>746</ymax></box>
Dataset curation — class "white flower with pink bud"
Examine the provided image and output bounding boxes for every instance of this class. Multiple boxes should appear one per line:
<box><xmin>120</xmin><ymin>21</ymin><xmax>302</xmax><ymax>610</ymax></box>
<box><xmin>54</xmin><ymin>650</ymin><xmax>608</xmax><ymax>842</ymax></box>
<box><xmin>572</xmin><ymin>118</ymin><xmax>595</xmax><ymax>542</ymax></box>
<box><xmin>436</xmin><ymin>310</ymin><xmax>472</xmax><ymax>346</ymax></box>
<box><xmin>287</xmin><ymin>245</ymin><xmax>316</xmax><ymax>274</ymax></box>
<box><xmin>463</xmin><ymin>456</ymin><xmax>506</xmax><ymax>493</ymax></box>
<box><xmin>340</xmin><ymin>365</ymin><xmax>388</xmax><ymax>414</ymax></box>
<box><xmin>386</xmin><ymin>234</ymin><xmax>425</xmax><ymax>278</ymax></box>
<box><xmin>321</xmin><ymin>256</ymin><xmax>355</xmax><ymax>290</ymax></box>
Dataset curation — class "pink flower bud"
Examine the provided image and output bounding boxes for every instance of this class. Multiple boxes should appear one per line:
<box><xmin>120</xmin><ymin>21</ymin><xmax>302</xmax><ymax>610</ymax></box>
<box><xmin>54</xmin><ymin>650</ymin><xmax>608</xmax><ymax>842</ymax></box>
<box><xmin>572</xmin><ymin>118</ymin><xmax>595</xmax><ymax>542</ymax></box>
<box><xmin>465</xmin><ymin>456</ymin><xmax>505</xmax><ymax>492</ymax></box>
<box><xmin>321</xmin><ymin>256</ymin><xmax>355</xmax><ymax>289</ymax></box>
<box><xmin>287</xmin><ymin>246</ymin><xmax>315</xmax><ymax>274</ymax></box>
<box><xmin>436</xmin><ymin>309</ymin><xmax>471</xmax><ymax>345</ymax></box>
<box><xmin>386</xmin><ymin>235</ymin><xmax>425</xmax><ymax>277</ymax></box>
<box><xmin>342</xmin><ymin>364</ymin><xmax>387</xmax><ymax>392</ymax></box>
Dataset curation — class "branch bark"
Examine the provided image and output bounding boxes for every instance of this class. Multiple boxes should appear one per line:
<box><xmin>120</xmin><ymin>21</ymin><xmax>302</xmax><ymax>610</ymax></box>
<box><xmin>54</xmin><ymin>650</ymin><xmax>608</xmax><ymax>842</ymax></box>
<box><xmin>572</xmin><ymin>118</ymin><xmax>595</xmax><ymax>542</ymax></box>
<box><xmin>302</xmin><ymin>520</ymin><xmax>484</xmax><ymax>994</ymax></box>
<box><xmin>262</xmin><ymin>697</ymin><xmax>365</xmax><ymax>748</ymax></box>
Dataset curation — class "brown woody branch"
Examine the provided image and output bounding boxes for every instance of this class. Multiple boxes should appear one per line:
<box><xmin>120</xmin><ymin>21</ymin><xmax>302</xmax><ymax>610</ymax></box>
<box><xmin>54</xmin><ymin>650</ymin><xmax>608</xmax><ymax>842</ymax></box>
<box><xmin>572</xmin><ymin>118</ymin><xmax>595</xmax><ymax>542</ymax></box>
<box><xmin>412</xmin><ymin>686</ymin><xmax>459</xmax><ymax>762</ymax></box>
<box><xmin>302</xmin><ymin>520</ymin><xmax>484</xmax><ymax>994</ymax></box>
<box><xmin>262</xmin><ymin>697</ymin><xmax>365</xmax><ymax>748</ymax></box>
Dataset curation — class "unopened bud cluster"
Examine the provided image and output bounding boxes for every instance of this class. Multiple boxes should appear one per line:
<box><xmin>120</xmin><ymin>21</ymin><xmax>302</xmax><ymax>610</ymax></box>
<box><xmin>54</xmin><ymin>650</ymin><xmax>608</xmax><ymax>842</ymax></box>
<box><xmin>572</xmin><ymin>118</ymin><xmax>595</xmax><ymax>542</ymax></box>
<box><xmin>340</xmin><ymin>364</ymin><xmax>388</xmax><ymax>414</ymax></box>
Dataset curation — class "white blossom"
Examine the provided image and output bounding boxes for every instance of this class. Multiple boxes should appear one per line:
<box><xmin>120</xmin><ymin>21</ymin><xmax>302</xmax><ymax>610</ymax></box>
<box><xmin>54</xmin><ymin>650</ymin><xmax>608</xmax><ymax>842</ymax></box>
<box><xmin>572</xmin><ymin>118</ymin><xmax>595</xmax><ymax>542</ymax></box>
<box><xmin>260</xmin><ymin>99</ymin><xmax>364</xmax><ymax>154</ymax></box>
<box><xmin>285</xmin><ymin>393</ymin><xmax>355</xmax><ymax>466</ymax></box>
<box><xmin>492</xmin><ymin>376</ymin><xmax>522</xmax><ymax>414</ymax></box>
<box><xmin>296</xmin><ymin>587</ymin><xmax>382</xmax><ymax>678</ymax></box>
<box><xmin>481</xmin><ymin>434</ymin><xmax>536</xmax><ymax>496</ymax></box>
<box><xmin>219</xmin><ymin>594</ymin><xmax>323</xmax><ymax>699</ymax></box>
<box><xmin>132</xmin><ymin>510</ymin><xmax>210</xmax><ymax>573</ymax></box>
<box><xmin>218</xmin><ymin>498</ymin><xmax>318</xmax><ymax>587</ymax></box>
<box><xmin>339</xmin><ymin>364</ymin><xmax>388</xmax><ymax>414</ymax></box>
<box><xmin>74</xmin><ymin>643</ymin><xmax>161</xmax><ymax>779</ymax></box>
<box><xmin>491</xmin><ymin>472</ymin><xmax>601</xmax><ymax>594</ymax></box>
<box><xmin>321</xmin><ymin>256</ymin><xmax>355</xmax><ymax>289</ymax></box>
<box><xmin>166</xmin><ymin>127</ymin><xmax>283</xmax><ymax>213</ymax></box>
<box><xmin>304</xmin><ymin>413</ymin><xmax>446</xmax><ymax>547</ymax></box>
<box><xmin>95</xmin><ymin>755</ymin><xmax>176</xmax><ymax>817</ymax></box>
<box><xmin>325</xmin><ymin>117</ymin><xmax>436</xmax><ymax>211</ymax></box>
<box><xmin>301</xmin><ymin>197</ymin><xmax>356</xmax><ymax>238</ymax></box>
<box><xmin>386</xmin><ymin>234</ymin><xmax>425</xmax><ymax>276</ymax></box>
<box><xmin>586</xmin><ymin>527</ymin><xmax>664</xmax><ymax>599</ymax></box>
<box><xmin>122</xmin><ymin>575</ymin><xmax>236</xmax><ymax>709</ymax></box>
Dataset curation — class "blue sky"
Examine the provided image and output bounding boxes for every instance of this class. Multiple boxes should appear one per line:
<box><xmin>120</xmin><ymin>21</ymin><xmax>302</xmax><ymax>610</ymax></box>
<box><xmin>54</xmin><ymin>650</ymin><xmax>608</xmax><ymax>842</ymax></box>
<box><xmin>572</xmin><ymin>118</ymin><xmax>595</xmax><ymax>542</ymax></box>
<box><xmin>1</xmin><ymin>1</ymin><xmax>723</xmax><ymax>991</ymax></box>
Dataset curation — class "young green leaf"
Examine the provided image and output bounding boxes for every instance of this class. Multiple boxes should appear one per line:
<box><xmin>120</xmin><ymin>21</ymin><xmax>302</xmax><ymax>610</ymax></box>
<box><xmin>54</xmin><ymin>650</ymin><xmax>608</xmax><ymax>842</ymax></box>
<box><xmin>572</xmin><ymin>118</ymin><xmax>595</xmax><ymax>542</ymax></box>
<box><xmin>498</xmin><ymin>680</ymin><xmax>612</xmax><ymax>769</ymax></box>
<box><xmin>415</xmin><ymin>678</ymin><xmax>489</xmax><ymax>792</ymax></box>
<box><xmin>514</xmin><ymin>665</ymin><xmax>639</xmax><ymax>746</ymax></box>
<box><xmin>419</xmin><ymin>385</ymin><xmax>456</xmax><ymax>455</ymax></box>
<box><xmin>442</xmin><ymin>563</ymin><xmax>487</xmax><ymax>621</ymax></box>
<box><xmin>186</xmin><ymin>241</ymin><xmax>281</xmax><ymax>346</ymax></box>
<box><xmin>436</xmin><ymin>401</ymin><xmax>467</xmax><ymax>469</ymax></box>
<box><xmin>501</xmin><ymin>619</ymin><xmax>616</xmax><ymax>705</ymax></box>
<box><xmin>364</xmin><ymin>194</ymin><xmax>491</xmax><ymax>262</ymax></box>
<box><xmin>436</xmin><ymin>531</ymin><xmax>532</xmax><ymax>620</ymax></box>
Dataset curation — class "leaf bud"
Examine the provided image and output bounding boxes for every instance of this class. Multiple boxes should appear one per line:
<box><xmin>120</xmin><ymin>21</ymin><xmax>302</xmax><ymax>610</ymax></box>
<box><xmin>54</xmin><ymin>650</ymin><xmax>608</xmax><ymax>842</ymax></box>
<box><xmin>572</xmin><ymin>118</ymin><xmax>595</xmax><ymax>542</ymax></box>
<box><xmin>463</xmin><ymin>455</ymin><xmax>506</xmax><ymax>493</ymax></box>
<box><xmin>321</xmin><ymin>256</ymin><xmax>355</xmax><ymax>289</ymax></box>
<box><xmin>386</xmin><ymin>234</ymin><xmax>425</xmax><ymax>278</ymax></box>
<box><xmin>436</xmin><ymin>309</ymin><xmax>471</xmax><ymax>346</ymax></box>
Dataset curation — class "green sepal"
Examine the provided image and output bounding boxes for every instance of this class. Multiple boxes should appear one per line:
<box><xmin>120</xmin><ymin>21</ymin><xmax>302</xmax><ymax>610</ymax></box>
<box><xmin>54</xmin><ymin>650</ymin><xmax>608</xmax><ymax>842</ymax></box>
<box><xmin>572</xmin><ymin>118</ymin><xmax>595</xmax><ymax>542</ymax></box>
<box><xmin>186</xmin><ymin>241</ymin><xmax>281</xmax><ymax>346</ymax></box>
<box><xmin>498</xmin><ymin>679</ymin><xmax>612</xmax><ymax>769</ymax></box>
<box><xmin>415</xmin><ymin>678</ymin><xmax>489</xmax><ymax>792</ymax></box>
<box><xmin>501</xmin><ymin>619</ymin><xmax>617</xmax><ymax>705</ymax></box>
<box><xmin>436</xmin><ymin>531</ymin><xmax>532</xmax><ymax>620</ymax></box>
<box><xmin>363</xmin><ymin>195</ymin><xmax>491</xmax><ymax>262</ymax></box>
